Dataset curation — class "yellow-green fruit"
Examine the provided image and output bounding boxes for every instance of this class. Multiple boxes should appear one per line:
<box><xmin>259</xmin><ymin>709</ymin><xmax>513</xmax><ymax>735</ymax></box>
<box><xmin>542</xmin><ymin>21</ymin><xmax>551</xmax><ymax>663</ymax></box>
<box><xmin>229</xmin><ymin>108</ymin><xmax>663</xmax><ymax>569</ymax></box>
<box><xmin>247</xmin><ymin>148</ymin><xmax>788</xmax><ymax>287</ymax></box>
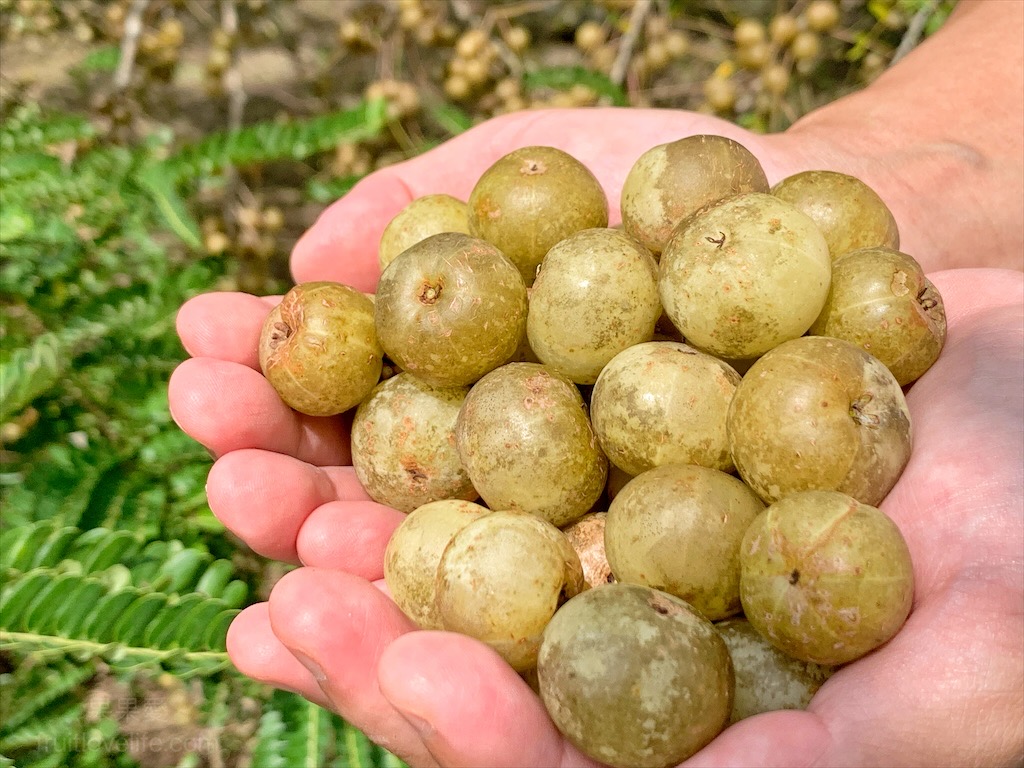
<box><xmin>591</xmin><ymin>341</ymin><xmax>740</xmax><ymax>475</ymax></box>
<box><xmin>527</xmin><ymin>228</ymin><xmax>660</xmax><ymax>384</ymax></box>
<box><xmin>436</xmin><ymin>510</ymin><xmax>585</xmax><ymax>671</ymax></box>
<box><xmin>740</xmin><ymin>490</ymin><xmax>915</xmax><ymax>666</ymax></box>
<box><xmin>259</xmin><ymin>281</ymin><xmax>382</xmax><ymax>416</ymax></box>
<box><xmin>375</xmin><ymin>232</ymin><xmax>528</xmax><ymax>387</ymax></box>
<box><xmin>659</xmin><ymin>192</ymin><xmax>831</xmax><ymax>359</ymax></box>
<box><xmin>383</xmin><ymin>499</ymin><xmax>489</xmax><ymax>629</ymax></box>
<box><xmin>351</xmin><ymin>373</ymin><xmax>476</xmax><ymax>513</ymax></box>
<box><xmin>605</xmin><ymin>464</ymin><xmax>765</xmax><ymax>620</ymax></box>
<box><xmin>771</xmin><ymin>170</ymin><xmax>899</xmax><ymax>260</ymax></box>
<box><xmin>809</xmin><ymin>247</ymin><xmax>946</xmax><ymax>386</ymax></box>
<box><xmin>378</xmin><ymin>194</ymin><xmax>471</xmax><ymax>272</ymax></box>
<box><xmin>455</xmin><ymin>363</ymin><xmax>607</xmax><ymax>527</ymax></box>
<box><xmin>468</xmin><ymin>146</ymin><xmax>609</xmax><ymax>285</ymax></box>
<box><xmin>620</xmin><ymin>134</ymin><xmax>769</xmax><ymax>256</ymax></box>
<box><xmin>716</xmin><ymin>617</ymin><xmax>835</xmax><ymax>723</ymax></box>
<box><xmin>538</xmin><ymin>584</ymin><xmax>733</xmax><ymax>768</ymax></box>
<box><xmin>727</xmin><ymin>336</ymin><xmax>912</xmax><ymax>505</ymax></box>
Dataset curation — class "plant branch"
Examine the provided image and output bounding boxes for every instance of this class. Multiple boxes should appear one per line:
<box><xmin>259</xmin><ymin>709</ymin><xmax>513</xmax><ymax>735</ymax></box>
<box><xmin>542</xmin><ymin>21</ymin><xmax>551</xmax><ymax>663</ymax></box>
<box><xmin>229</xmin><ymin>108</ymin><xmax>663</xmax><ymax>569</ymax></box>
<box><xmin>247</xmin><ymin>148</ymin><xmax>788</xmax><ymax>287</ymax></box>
<box><xmin>113</xmin><ymin>0</ymin><xmax>152</xmax><ymax>91</ymax></box>
<box><xmin>610</xmin><ymin>0</ymin><xmax>652</xmax><ymax>87</ymax></box>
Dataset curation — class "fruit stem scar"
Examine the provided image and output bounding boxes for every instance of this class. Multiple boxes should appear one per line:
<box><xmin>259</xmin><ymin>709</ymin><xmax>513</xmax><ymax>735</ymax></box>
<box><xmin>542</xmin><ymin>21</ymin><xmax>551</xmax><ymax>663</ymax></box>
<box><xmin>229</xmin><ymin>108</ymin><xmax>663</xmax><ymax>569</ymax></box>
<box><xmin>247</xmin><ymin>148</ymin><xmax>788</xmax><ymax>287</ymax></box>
<box><xmin>705</xmin><ymin>231</ymin><xmax>727</xmax><ymax>249</ymax></box>
<box><xmin>917</xmin><ymin>286</ymin><xmax>938</xmax><ymax>310</ymax></box>
<box><xmin>789</xmin><ymin>569</ymin><xmax>800</xmax><ymax>585</ymax></box>
<box><xmin>419</xmin><ymin>281</ymin><xmax>443</xmax><ymax>304</ymax></box>
<box><xmin>850</xmin><ymin>394</ymin><xmax>880</xmax><ymax>427</ymax></box>
<box><xmin>268</xmin><ymin>321</ymin><xmax>292</xmax><ymax>348</ymax></box>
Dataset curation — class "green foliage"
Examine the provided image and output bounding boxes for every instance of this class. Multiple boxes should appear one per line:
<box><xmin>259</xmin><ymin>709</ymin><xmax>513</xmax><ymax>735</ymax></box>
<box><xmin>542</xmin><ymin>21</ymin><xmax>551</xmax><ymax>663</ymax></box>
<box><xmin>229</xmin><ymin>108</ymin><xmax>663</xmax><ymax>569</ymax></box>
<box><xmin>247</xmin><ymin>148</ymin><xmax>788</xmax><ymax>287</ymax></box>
<box><xmin>523</xmin><ymin>66</ymin><xmax>628</xmax><ymax>106</ymax></box>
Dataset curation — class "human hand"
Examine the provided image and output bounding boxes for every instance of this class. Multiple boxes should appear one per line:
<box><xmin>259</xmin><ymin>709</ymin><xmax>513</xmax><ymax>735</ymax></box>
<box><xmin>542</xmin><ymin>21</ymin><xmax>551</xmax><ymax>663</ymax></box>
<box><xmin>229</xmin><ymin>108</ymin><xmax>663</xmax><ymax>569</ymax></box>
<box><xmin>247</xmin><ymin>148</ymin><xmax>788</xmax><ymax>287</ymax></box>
<box><xmin>168</xmin><ymin>108</ymin><xmax>1023</xmax><ymax>766</ymax></box>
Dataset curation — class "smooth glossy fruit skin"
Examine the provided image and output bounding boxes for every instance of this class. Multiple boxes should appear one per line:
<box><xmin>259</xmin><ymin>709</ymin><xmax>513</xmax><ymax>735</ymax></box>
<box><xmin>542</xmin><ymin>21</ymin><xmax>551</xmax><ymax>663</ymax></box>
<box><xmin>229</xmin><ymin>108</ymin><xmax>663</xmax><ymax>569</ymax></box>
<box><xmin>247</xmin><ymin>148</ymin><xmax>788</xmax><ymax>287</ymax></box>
<box><xmin>468</xmin><ymin>146</ymin><xmax>609</xmax><ymax>285</ymax></box>
<box><xmin>378</xmin><ymin>194</ymin><xmax>471</xmax><ymax>272</ymax></box>
<box><xmin>591</xmin><ymin>341</ymin><xmax>741</xmax><ymax>475</ymax></box>
<box><xmin>809</xmin><ymin>246</ymin><xmax>946</xmax><ymax>386</ymax></box>
<box><xmin>374</xmin><ymin>232</ymin><xmax>528</xmax><ymax>387</ymax></box>
<box><xmin>455</xmin><ymin>363</ymin><xmax>608</xmax><ymax>527</ymax></box>
<box><xmin>739</xmin><ymin>490</ymin><xmax>915</xmax><ymax>666</ymax></box>
<box><xmin>351</xmin><ymin>373</ymin><xmax>476</xmax><ymax>513</ymax></box>
<box><xmin>605</xmin><ymin>464</ymin><xmax>765</xmax><ymax>620</ymax></box>
<box><xmin>383</xmin><ymin>499</ymin><xmax>489</xmax><ymax>629</ymax></box>
<box><xmin>259</xmin><ymin>281</ymin><xmax>382</xmax><ymax>416</ymax></box>
<box><xmin>659</xmin><ymin>192</ymin><xmax>832</xmax><ymax>359</ymax></box>
<box><xmin>527</xmin><ymin>228</ymin><xmax>661</xmax><ymax>384</ymax></box>
<box><xmin>435</xmin><ymin>510</ymin><xmax>585</xmax><ymax>671</ymax></box>
<box><xmin>716</xmin><ymin>617</ymin><xmax>834</xmax><ymax>723</ymax></box>
<box><xmin>538</xmin><ymin>583</ymin><xmax>733</xmax><ymax>768</ymax></box>
<box><xmin>562</xmin><ymin>512</ymin><xmax>614</xmax><ymax>589</ymax></box>
<box><xmin>727</xmin><ymin>336</ymin><xmax>912</xmax><ymax>505</ymax></box>
<box><xmin>771</xmin><ymin>170</ymin><xmax>899</xmax><ymax>259</ymax></box>
<box><xmin>620</xmin><ymin>134</ymin><xmax>769</xmax><ymax>256</ymax></box>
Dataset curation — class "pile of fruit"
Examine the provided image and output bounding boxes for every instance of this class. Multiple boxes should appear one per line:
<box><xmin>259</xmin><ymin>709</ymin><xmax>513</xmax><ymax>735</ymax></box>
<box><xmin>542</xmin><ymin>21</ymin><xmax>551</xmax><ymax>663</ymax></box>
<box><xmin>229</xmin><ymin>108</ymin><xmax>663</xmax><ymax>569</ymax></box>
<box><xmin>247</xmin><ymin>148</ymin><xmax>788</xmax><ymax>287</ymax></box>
<box><xmin>257</xmin><ymin>136</ymin><xmax>946</xmax><ymax>767</ymax></box>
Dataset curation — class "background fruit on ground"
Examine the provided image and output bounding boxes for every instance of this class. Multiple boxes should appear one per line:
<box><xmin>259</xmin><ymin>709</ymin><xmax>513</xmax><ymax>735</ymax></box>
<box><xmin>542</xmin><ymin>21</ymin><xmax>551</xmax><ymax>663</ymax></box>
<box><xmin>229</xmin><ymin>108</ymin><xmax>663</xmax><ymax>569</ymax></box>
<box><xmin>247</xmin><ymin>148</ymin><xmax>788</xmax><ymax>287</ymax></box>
<box><xmin>538</xmin><ymin>583</ymin><xmax>733</xmax><ymax>768</ymax></box>
<box><xmin>378</xmin><ymin>193</ymin><xmax>472</xmax><ymax>272</ymax></box>
<box><xmin>527</xmin><ymin>228</ymin><xmax>661</xmax><ymax>384</ymax></box>
<box><xmin>591</xmin><ymin>341</ymin><xmax>740</xmax><ymax>475</ymax></box>
<box><xmin>468</xmin><ymin>146</ymin><xmax>609</xmax><ymax>285</ymax></box>
<box><xmin>739</xmin><ymin>490</ymin><xmax>915</xmax><ymax>666</ymax></box>
<box><xmin>435</xmin><ymin>510</ymin><xmax>585</xmax><ymax>672</ymax></box>
<box><xmin>454</xmin><ymin>362</ymin><xmax>607</xmax><ymax>527</ymax></box>
<box><xmin>659</xmin><ymin>192</ymin><xmax>832</xmax><ymax>359</ymax></box>
<box><xmin>383</xmin><ymin>498</ymin><xmax>490</xmax><ymax>629</ymax></box>
<box><xmin>716</xmin><ymin>617</ymin><xmax>835</xmax><ymax>723</ymax></box>
<box><xmin>374</xmin><ymin>232</ymin><xmax>528</xmax><ymax>387</ymax></box>
<box><xmin>727</xmin><ymin>335</ymin><xmax>912</xmax><ymax>505</ymax></box>
<box><xmin>810</xmin><ymin>246</ymin><xmax>946</xmax><ymax>386</ymax></box>
<box><xmin>351</xmin><ymin>372</ymin><xmax>476</xmax><ymax>513</ymax></box>
<box><xmin>620</xmin><ymin>134</ymin><xmax>769</xmax><ymax>256</ymax></box>
<box><xmin>258</xmin><ymin>281</ymin><xmax>382</xmax><ymax>416</ymax></box>
<box><xmin>771</xmin><ymin>170</ymin><xmax>900</xmax><ymax>259</ymax></box>
<box><xmin>604</xmin><ymin>463</ymin><xmax>765</xmax><ymax>621</ymax></box>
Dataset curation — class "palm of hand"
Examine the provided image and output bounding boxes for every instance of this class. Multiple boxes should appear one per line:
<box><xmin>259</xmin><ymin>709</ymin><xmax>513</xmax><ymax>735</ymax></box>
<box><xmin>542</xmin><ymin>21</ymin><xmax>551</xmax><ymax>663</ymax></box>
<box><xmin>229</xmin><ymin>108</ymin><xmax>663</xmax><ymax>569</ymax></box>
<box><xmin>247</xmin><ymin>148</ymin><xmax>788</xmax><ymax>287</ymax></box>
<box><xmin>168</xmin><ymin>110</ymin><xmax>1023</xmax><ymax>768</ymax></box>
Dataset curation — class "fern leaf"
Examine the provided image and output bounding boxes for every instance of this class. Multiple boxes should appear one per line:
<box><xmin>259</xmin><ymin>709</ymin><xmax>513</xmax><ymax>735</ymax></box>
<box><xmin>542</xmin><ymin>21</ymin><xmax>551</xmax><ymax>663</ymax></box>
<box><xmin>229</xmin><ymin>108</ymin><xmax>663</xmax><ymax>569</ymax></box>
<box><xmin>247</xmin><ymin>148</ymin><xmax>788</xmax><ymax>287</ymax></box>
<box><xmin>336</xmin><ymin>718</ymin><xmax>378</xmax><ymax>768</ymax></box>
<box><xmin>251</xmin><ymin>690</ymin><xmax>335</xmax><ymax>768</ymax></box>
<box><xmin>134</xmin><ymin>163</ymin><xmax>202</xmax><ymax>248</ymax></box>
<box><xmin>0</xmin><ymin>659</ymin><xmax>94</xmax><ymax>737</ymax></box>
<box><xmin>523</xmin><ymin>66</ymin><xmax>628</xmax><ymax>106</ymax></box>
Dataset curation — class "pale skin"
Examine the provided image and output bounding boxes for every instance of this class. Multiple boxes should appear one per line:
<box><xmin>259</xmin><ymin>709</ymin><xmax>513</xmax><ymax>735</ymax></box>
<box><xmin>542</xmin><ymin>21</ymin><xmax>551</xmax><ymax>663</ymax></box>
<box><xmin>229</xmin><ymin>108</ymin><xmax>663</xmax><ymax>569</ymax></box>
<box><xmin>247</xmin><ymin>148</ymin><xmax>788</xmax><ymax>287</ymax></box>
<box><xmin>168</xmin><ymin>2</ymin><xmax>1023</xmax><ymax>766</ymax></box>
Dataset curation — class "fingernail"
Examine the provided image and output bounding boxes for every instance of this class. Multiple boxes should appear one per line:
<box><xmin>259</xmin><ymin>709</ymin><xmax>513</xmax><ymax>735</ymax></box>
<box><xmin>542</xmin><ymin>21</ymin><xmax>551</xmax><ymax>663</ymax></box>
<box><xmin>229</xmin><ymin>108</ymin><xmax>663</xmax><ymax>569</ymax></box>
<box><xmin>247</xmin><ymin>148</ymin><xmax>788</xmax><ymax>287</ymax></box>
<box><xmin>289</xmin><ymin>649</ymin><xmax>327</xmax><ymax>683</ymax></box>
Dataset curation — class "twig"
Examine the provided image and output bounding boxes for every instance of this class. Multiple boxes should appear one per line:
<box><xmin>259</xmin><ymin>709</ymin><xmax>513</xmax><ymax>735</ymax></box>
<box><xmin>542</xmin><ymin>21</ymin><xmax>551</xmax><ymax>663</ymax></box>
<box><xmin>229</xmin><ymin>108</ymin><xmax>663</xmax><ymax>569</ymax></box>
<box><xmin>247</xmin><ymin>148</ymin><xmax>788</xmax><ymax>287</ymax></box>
<box><xmin>220</xmin><ymin>0</ymin><xmax>246</xmax><ymax>134</ymax></box>
<box><xmin>610</xmin><ymin>0</ymin><xmax>652</xmax><ymax>87</ymax></box>
<box><xmin>113</xmin><ymin>0</ymin><xmax>151</xmax><ymax>91</ymax></box>
<box><xmin>891</xmin><ymin>0</ymin><xmax>937</xmax><ymax>65</ymax></box>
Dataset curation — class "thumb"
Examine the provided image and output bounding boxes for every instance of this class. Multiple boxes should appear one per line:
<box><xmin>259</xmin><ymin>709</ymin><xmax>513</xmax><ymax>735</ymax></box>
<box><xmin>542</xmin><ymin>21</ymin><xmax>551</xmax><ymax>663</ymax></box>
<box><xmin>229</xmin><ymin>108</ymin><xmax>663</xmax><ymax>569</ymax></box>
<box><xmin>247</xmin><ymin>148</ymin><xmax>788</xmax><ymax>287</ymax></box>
<box><xmin>681</xmin><ymin>710</ymin><xmax>833</xmax><ymax>768</ymax></box>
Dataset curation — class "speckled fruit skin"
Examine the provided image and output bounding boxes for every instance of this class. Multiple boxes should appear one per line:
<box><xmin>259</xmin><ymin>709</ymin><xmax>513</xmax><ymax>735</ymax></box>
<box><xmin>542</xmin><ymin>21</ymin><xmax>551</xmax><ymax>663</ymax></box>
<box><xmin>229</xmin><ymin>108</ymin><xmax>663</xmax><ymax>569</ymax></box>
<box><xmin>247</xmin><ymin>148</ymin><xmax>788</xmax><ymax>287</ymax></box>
<box><xmin>659</xmin><ymin>192</ymin><xmax>832</xmax><ymax>359</ymax></box>
<box><xmin>809</xmin><ymin>247</ymin><xmax>946</xmax><ymax>386</ymax></box>
<box><xmin>716</xmin><ymin>617</ymin><xmax>834</xmax><ymax>723</ymax></box>
<box><xmin>727</xmin><ymin>336</ymin><xmax>912</xmax><ymax>505</ymax></box>
<box><xmin>562</xmin><ymin>512</ymin><xmax>614</xmax><ymax>589</ymax></box>
<box><xmin>259</xmin><ymin>281</ymin><xmax>382</xmax><ymax>416</ymax></box>
<box><xmin>374</xmin><ymin>232</ymin><xmax>528</xmax><ymax>387</ymax></box>
<box><xmin>435</xmin><ymin>510</ymin><xmax>585</xmax><ymax>671</ymax></box>
<box><xmin>468</xmin><ymin>146</ymin><xmax>609</xmax><ymax>285</ymax></box>
<box><xmin>527</xmin><ymin>228</ymin><xmax>661</xmax><ymax>384</ymax></box>
<box><xmin>383</xmin><ymin>499</ymin><xmax>489</xmax><ymax>629</ymax></box>
<box><xmin>771</xmin><ymin>170</ymin><xmax>899</xmax><ymax>259</ymax></box>
<box><xmin>604</xmin><ymin>464</ymin><xmax>765</xmax><ymax>620</ymax></box>
<box><xmin>620</xmin><ymin>134</ymin><xmax>769</xmax><ymax>256</ymax></box>
<box><xmin>739</xmin><ymin>490</ymin><xmax>915</xmax><ymax>666</ymax></box>
<box><xmin>591</xmin><ymin>341</ymin><xmax>741</xmax><ymax>475</ymax></box>
<box><xmin>378</xmin><ymin>194</ymin><xmax>471</xmax><ymax>272</ymax></box>
<box><xmin>455</xmin><ymin>363</ymin><xmax>608</xmax><ymax>527</ymax></box>
<box><xmin>350</xmin><ymin>372</ymin><xmax>476</xmax><ymax>513</ymax></box>
<box><xmin>538</xmin><ymin>584</ymin><xmax>733</xmax><ymax>768</ymax></box>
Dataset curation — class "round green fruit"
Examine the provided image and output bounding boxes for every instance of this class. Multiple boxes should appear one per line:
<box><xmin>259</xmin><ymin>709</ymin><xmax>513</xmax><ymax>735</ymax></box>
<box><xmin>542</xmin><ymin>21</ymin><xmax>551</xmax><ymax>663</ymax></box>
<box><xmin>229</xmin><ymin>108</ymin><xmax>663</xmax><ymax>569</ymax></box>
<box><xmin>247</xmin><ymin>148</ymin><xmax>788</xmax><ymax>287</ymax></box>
<box><xmin>604</xmin><ymin>464</ymin><xmax>765</xmax><ymax>620</ymax></box>
<box><xmin>659</xmin><ymin>192</ymin><xmax>831</xmax><ymax>359</ymax></box>
<box><xmin>538</xmin><ymin>583</ymin><xmax>733</xmax><ymax>768</ymax></box>
<box><xmin>739</xmin><ymin>490</ymin><xmax>915</xmax><ymax>666</ymax></box>
<box><xmin>378</xmin><ymin>193</ymin><xmax>471</xmax><ymax>272</ymax></box>
<box><xmin>259</xmin><ymin>281</ymin><xmax>382</xmax><ymax>416</ymax></box>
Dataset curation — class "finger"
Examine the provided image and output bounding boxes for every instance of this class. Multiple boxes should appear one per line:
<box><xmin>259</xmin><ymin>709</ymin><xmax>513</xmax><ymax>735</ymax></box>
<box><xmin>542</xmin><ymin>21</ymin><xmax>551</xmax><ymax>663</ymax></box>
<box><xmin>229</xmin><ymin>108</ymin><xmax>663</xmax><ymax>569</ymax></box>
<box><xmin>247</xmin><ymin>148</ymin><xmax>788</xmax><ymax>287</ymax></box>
<box><xmin>378</xmin><ymin>631</ymin><xmax>600</xmax><ymax>768</ymax></box>
<box><xmin>267</xmin><ymin>567</ymin><xmax>437</xmax><ymax>767</ymax></box>
<box><xmin>226</xmin><ymin>602</ymin><xmax>333</xmax><ymax>710</ymax></box>
<box><xmin>176</xmin><ymin>291</ymin><xmax>278</xmax><ymax>368</ymax></box>
<box><xmin>296</xmin><ymin>499</ymin><xmax>405</xmax><ymax>579</ymax></box>
<box><xmin>681</xmin><ymin>710</ymin><xmax>832</xmax><ymax>768</ymax></box>
<box><xmin>207</xmin><ymin>450</ymin><xmax>371</xmax><ymax>563</ymax></box>
<box><xmin>168</xmin><ymin>358</ymin><xmax>350</xmax><ymax>464</ymax></box>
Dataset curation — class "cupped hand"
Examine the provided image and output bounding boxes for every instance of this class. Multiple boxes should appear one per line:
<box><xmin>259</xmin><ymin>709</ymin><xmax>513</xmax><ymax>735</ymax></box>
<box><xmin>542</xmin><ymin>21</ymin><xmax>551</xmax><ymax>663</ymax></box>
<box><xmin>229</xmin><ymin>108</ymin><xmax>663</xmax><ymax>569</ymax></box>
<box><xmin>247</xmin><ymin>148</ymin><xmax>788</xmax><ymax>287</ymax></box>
<box><xmin>168</xmin><ymin>108</ymin><xmax>1023</xmax><ymax>767</ymax></box>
